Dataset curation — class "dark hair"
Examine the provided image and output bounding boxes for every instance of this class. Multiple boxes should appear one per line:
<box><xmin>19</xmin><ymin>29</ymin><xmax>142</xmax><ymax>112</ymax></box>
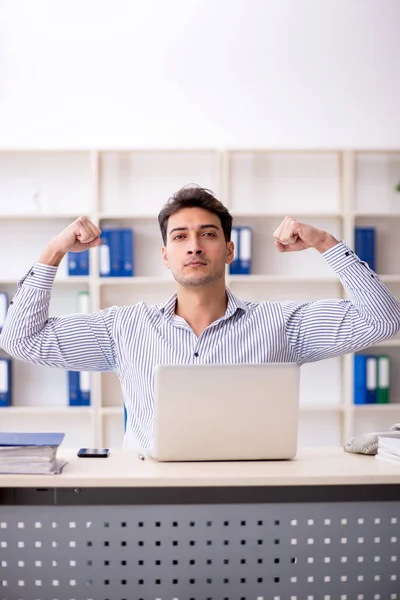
<box><xmin>158</xmin><ymin>184</ymin><xmax>232</xmax><ymax>245</ymax></box>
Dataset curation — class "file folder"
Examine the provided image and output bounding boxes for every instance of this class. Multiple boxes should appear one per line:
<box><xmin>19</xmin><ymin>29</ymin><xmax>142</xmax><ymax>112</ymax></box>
<box><xmin>239</xmin><ymin>227</ymin><xmax>252</xmax><ymax>275</ymax></box>
<box><xmin>354</xmin><ymin>354</ymin><xmax>367</xmax><ymax>405</ymax></box>
<box><xmin>79</xmin><ymin>371</ymin><xmax>91</xmax><ymax>406</ymax></box>
<box><xmin>0</xmin><ymin>358</ymin><xmax>12</xmax><ymax>407</ymax></box>
<box><xmin>366</xmin><ymin>356</ymin><xmax>377</xmax><ymax>404</ymax></box>
<box><xmin>68</xmin><ymin>371</ymin><xmax>81</xmax><ymax>406</ymax></box>
<box><xmin>120</xmin><ymin>229</ymin><xmax>134</xmax><ymax>276</ymax></box>
<box><xmin>355</xmin><ymin>227</ymin><xmax>376</xmax><ymax>272</ymax></box>
<box><xmin>0</xmin><ymin>292</ymin><xmax>8</xmax><ymax>334</ymax></box>
<box><xmin>377</xmin><ymin>355</ymin><xmax>390</xmax><ymax>404</ymax></box>
<box><xmin>68</xmin><ymin>250</ymin><xmax>90</xmax><ymax>276</ymax></box>
<box><xmin>229</xmin><ymin>227</ymin><xmax>240</xmax><ymax>275</ymax></box>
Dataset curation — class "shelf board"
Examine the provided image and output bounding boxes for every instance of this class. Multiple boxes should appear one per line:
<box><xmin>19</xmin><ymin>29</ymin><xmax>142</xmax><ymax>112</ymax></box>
<box><xmin>0</xmin><ymin>213</ymin><xmax>89</xmax><ymax>221</ymax></box>
<box><xmin>377</xmin><ymin>276</ymin><xmax>400</xmax><ymax>283</ymax></box>
<box><xmin>354</xmin><ymin>212</ymin><xmax>400</xmax><ymax>218</ymax></box>
<box><xmin>374</xmin><ymin>339</ymin><xmax>400</xmax><ymax>347</ymax></box>
<box><xmin>98</xmin><ymin>276</ymin><xmax>174</xmax><ymax>285</ymax></box>
<box><xmin>300</xmin><ymin>405</ymin><xmax>345</xmax><ymax>412</ymax></box>
<box><xmin>352</xmin><ymin>404</ymin><xmax>400</xmax><ymax>411</ymax></box>
<box><xmin>228</xmin><ymin>275</ymin><xmax>339</xmax><ymax>284</ymax></box>
<box><xmin>99</xmin><ymin>213</ymin><xmax>158</xmax><ymax>220</ymax></box>
<box><xmin>231</xmin><ymin>212</ymin><xmax>343</xmax><ymax>220</ymax></box>
<box><xmin>1</xmin><ymin>406</ymin><xmax>94</xmax><ymax>415</ymax></box>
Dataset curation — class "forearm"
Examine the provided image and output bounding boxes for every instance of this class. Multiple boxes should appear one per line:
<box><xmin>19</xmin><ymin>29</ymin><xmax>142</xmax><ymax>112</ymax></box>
<box><xmin>313</xmin><ymin>232</ymin><xmax>339</xmax><ymax>254</ymax></box>
<box><xmin>39</xmin><ymin>242</ymin><xmax>67</xmax><ymax>267</ymax></box>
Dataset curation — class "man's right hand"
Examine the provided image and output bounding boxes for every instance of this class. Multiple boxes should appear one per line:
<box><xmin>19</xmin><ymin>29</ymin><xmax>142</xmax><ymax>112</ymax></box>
<box><xmin>39</xmin><ymin>216</ymin><xmax>102</xmax><ymax>266</ymax></box>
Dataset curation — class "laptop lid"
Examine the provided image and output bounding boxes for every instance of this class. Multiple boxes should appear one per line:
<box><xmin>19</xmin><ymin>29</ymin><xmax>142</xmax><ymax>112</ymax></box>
<box><xmin>150</xmin><ymin>363</ymin><xmax>300</xmax><ymax>462</ymax></box>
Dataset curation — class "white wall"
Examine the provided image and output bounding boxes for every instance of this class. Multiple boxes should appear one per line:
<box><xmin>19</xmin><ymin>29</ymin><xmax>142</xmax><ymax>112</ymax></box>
<box><xmin>0</xmin><ymin>0</ymin><xmax>399</xmax><ymax>148</ymax></box>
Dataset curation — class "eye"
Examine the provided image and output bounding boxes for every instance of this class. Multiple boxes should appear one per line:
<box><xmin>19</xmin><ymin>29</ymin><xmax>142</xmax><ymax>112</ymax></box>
<box><xmin>173</xmin><ymin>234</ymin><xmax>185</xmax><ymax>241</ymax></box>
<box><xmin>203</xmin><ymin>232</ymin><xmax>216</xmax><ymax>237</ymax></box>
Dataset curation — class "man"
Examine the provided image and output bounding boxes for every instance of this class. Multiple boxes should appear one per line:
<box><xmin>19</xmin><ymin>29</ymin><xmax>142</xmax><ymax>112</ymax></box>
<box><xmin>1</xmin><ymin>185</ymin><xmax>400</xmax><ymax>451</ymax></box>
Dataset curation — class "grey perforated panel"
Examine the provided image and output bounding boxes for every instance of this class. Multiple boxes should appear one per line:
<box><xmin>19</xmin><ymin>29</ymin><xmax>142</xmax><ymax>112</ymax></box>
<box><xmin>0</xmin><ymin>502</ymin><xmax>399</xmax><ymax>599</ymax></box>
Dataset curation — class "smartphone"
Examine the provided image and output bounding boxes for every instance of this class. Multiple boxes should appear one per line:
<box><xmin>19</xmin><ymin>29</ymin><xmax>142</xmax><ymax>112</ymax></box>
<box><xmin>77</xmin><ymin>448</ymin><xmax>110</xmax><ymax>458</ymax></box>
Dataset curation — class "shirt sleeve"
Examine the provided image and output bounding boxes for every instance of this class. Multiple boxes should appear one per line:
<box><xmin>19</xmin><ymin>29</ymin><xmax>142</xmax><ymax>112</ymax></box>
<box><xmin>0</xmin><ymin>263</ymin><xmax>116</xmax><ymax>372</ymax></box>
<box><xmin>281</xmin><ymin>241</ymin><xmax>400</xmax><ymax>364</ymax></box>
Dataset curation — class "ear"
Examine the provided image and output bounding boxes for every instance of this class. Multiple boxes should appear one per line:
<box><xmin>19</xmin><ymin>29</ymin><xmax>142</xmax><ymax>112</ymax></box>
<box><xmin>161</xmin><ymin>246</ymin><xmax>170</xmax><ymax>270</ymax></box>
<box><xmin>225</xmin><ymin>240</ymin><xmax>234</xmax><ymax>265</ymax></box>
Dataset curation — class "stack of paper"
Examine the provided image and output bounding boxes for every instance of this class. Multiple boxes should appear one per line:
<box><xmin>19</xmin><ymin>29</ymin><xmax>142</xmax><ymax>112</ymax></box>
<box><xmin>375</xmin><ymin>435</ymin><xmax>400</xmax><ymax>465</ymax></box>
<box><xmin>0</xmin><ymin>432</ymin><xmax>67</xmax><ymax>474</ymax></box>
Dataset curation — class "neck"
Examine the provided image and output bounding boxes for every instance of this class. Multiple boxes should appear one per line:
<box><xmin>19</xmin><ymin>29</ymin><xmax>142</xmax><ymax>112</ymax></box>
<box><xmin>175</xmin><ymin>280</ymin><xmax>228</xmax><ymax>336</ymax></box>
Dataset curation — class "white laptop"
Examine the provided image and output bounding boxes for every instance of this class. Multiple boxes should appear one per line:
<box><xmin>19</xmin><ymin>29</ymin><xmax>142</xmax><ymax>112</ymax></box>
<box><xmin>146</xmin><ymin>363</ymin><xmax>300</xmax><ymax>462</ymax></box>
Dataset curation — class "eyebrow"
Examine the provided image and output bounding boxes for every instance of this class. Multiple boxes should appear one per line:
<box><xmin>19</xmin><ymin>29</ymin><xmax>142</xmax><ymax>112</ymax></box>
<box><xmin>169</xmin><ymin>224</ymin><xmax>220</xmax><ymax>235</ymax></box>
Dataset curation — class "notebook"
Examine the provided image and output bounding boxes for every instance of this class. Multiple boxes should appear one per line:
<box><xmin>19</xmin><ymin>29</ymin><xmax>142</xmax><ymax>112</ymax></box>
<box><xmin>146</xmin><ymin>363</ymin><xmax>300</xmax><ymax>462</ymax></box>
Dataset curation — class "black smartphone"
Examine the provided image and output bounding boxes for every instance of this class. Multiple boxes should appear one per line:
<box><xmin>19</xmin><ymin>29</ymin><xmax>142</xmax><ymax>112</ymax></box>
<box><xmin>77</xmin><ymin>448</ymin><xmax>110</xmax><ymax>458</ymax></box>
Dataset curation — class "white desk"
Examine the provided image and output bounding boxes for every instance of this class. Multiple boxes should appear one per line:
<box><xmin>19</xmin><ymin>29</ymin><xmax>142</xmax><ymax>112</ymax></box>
<box><xmin>1</xmin><ymin>447</ymin><xmax>399</xmax><ymax>599</ymax></box>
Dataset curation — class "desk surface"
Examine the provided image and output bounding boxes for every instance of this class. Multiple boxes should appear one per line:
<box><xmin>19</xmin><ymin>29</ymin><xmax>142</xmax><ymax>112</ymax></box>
<box><xmin>0</xmin><ymin>447</ymin><xmax>400</xmax><ymax>488</ymax></box>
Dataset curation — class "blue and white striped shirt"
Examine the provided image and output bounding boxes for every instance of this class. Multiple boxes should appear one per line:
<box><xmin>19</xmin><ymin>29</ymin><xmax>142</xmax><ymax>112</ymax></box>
<box><xmin>1</xmin><ymin>241</ymin><xmax>400</xmax><ymax>450</ymax></box>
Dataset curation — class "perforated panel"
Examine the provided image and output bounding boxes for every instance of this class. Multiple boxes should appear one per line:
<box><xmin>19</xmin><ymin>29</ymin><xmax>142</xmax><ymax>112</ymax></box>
<box><xmin>0</xmin><ymin>502</ymin><xmax>399</xmax><ymax>599</ymax></box>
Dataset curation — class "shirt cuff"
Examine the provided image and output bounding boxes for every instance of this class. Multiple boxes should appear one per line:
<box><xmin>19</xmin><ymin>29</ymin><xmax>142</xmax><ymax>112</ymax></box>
<box><xmin>18</xmin><ymin>263</ymin><xmax>59</xmax><ymax>290</ymax></box>
<box><xmin>322</xmin><ymin>240</ymin><xmax>360</xmax><ymax>273</ymax></box>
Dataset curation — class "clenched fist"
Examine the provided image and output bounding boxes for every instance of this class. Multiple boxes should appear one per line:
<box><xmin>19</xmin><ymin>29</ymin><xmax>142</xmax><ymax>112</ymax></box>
<box><xmin>39</xmin><ymin>216</ymin><xmax>102</xmax><ymax>266</ymax></box>
<box><xmin>273</xmin><ymin>216</ymin><xmax>338</xmax><ymax>254</ymax></box>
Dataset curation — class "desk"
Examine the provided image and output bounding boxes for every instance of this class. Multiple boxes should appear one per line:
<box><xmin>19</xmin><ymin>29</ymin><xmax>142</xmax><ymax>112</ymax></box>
<box><xmin>1</xmin><ymin>447</ymin><xmax>400</xmax><ymax>599</ymax></box>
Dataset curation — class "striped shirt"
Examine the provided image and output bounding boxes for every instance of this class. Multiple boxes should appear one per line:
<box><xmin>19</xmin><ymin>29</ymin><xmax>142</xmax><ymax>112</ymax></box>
<box><xmin>1</xmin><ymin>241</ymin><xmax>400</xmax><ymax>451</ymax></box>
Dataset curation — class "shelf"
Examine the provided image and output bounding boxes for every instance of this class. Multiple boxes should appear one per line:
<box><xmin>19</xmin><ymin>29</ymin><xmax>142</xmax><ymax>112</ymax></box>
<box><xmin>0</xmin><ymin>213</ymin><xmax>89</xmax><ymax>221</ymax></box>
<box><xmin>99</xmin><ymin>213</ymin><xmax>158</xmax><ymax>220</ymax></box>
<box><xmin>232</xmin><ymin>212</ymin><xmax>343</xmax><ymax>219</ymax></box>
<box><xmin>98</xmin><ymin>276</ymin><xmax>174</xmax><ymax>285</ymax></box>
<box><xmin>354</xmin><ymin>212</ymin><xmax>400</xmax><ymax>218</ymax></box>
<box><xmin>377</xmin><ymin>276</ymin><xmax>400</xmax><ymax>284</ymax></box>
<box><xmin>300</xmin><ymin>405</ymin><xmax>345</xmax><ymax>412</ymax></box>
<box><xmin>0</xmin><ymin>406</ymin><xmax>94</xmax><ymax>415</ymax></box>
<box><xmin>352</xmin><ymin>404</ymin><xmax>400</xmax><ymax>411</ymax></box>
<box><xmin>374</xmin><ymin>339</ymin><xmax>400</xmax><ymax>347</ymax></box>
<box><xmin>228</xmin><ymin>275</ymin><xmax>339</xmax><ymax>284</ymax></box>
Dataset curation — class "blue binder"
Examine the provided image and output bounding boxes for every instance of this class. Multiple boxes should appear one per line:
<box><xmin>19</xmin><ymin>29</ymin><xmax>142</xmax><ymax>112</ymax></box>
<box><xmin>68</xmin><ymin>250</ymin><xmax>90</xmax><ymax>276</ymax></box>
<box><xmin>124</xmin><ymin>404</ymin><xmax>127</xmax><ymax>432</ymax></box>
<box><xmin>354</xmin><ymin>354</ymin><xmax>377</xmax><ymax>404</ymax></box>
<box><xmin>355</xmin><ymin>227</ymin><xmax>376</xmax><ymax>272</ymax></box>
<box><xmin>100</xmin><ymin>229</ymin><xmax>134</xmax><ymax>277</ymax></box>
<box><xmin>79</xmin><ymin>371</ymin><xmax>91</xmax><ymax>406</ymax></box>
<box><xmin>120</xmin><ymin>229</ymin><xmax>134</xmax><ymax>276</ymax></box>
<box><xmin>229</xmin><ymin>227</ymin><xmax>240</xmax><ymax>275</ymax></box>
<box><xmin>0</xmin><ymin>292</ymin><xmax>8</xmax><ymax>334</ymax></box>
<box><xmin>0</xmin><ymin>357</ymin><xmax>11</xmax><ymax>407</ymax></box>
<box><xmin>0</xmin><ymin>431</ymin><xmax>65</xmax><ymax>447</ymax></box>
<box><xmin>68</xmin><ymin>371</ymin><xmax>81</xmax><ymax>406</ymax></box>
<box><xmin>238</xmin><ymin>226</ymin><xmax>252</xmax><ymax>275</ymax></box>
<box><xmin>354</xmin><ymin>354</ymin><xmax>367</xmax><ymax>405</ymax></box>
<box><xmin>366</xmin><ymin>355</ymin><xmax>377</xmax><ymax>404</ymax></box>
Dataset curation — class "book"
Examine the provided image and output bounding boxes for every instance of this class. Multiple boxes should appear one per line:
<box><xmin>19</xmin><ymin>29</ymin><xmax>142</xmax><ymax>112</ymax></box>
<box><xmin>0</xmin><ymin>357</ymin><xmax>12</xmax><ymax>407</ymax></box>
<box><xmin>355</xmin><ymin>227</ymin><xmax>376</xmax><ymax>271</ymax></box>
<box><xmin>100</xmin><ymin>229</ymin><xmax>134</xmax><ymax>277</ymax></box>
<box><xmin>0</xmin><ymin>432</ymin><xmax>66</xmax><ymax>474</ymax></box>
<box><xmin>0</xmin><ymin>292</ymin><xmax>7</xmax><ymax>333</ymax></box>
<box><xmin>376</xmin><ymin>355</ymin><xmax>390</xmax><ymax>404</ymax></box>
<box><xmin>68</xmin><ymin>250</ymin><xmax>90</xmax><ymax>276</ymax></box>
<box><xmin>229</xmin><ymin>226</ymin><xmax>240</xmax><ymax>275</ymax></box>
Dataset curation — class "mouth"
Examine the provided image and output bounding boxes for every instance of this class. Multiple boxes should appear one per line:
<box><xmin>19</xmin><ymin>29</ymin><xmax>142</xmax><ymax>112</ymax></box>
<box><xmin>185</xmin><ymin>261</ymin><xmax>207</xmax><ymax>267</ymax></box>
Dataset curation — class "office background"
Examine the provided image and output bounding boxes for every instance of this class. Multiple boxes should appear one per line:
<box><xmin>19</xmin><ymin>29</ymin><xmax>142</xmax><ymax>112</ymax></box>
<box><xmin>1</xmin><ymin>0</ymin><xmax>400</xmax><ymax>448</ymax></box>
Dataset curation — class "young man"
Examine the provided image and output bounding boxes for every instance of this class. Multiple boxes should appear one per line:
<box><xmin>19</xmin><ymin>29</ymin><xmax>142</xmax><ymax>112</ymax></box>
<box><xmin>1</xmin><ymin>185</ymin><xmax>400</xmax><ymax>451</ymax></box>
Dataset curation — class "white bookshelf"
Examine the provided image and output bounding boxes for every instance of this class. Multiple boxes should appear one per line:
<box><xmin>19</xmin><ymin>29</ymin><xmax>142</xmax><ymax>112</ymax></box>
<box><xmin>0</xmin><ymin>148</ymin><xmax>399</xmax><ymax>449</ymax></box>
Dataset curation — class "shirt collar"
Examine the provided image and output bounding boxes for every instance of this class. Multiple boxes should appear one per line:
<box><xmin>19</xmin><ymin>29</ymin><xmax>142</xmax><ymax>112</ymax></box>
<box><xmin>158</xmin><ymin>287</ymin><xmax>249</xmax><ymax>321</ymax></box>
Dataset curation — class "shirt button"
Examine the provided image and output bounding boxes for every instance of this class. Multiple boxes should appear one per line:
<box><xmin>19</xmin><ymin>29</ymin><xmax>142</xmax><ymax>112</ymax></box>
<box><xmin>30</xmin><ymin>271</ymin><xmax>35</xmax><ymax>276</ymax></box>
<box><xmin>194</xmin><ymin>352</ymin><xmax>199</xmax><ymax>357</ymax></box>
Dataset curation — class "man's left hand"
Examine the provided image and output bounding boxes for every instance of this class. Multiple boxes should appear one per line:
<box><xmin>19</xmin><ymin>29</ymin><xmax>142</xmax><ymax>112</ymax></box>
<box><xmin>273</xmin><ymin>217</ymin><xmax>338</xmax><ymax>254</ymax></box>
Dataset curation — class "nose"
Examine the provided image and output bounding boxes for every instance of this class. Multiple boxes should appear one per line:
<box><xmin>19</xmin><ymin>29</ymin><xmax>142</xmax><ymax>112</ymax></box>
<box><xmin>187</xmin><ymin>237</ymin><xmax>204</xmax><ymax>255</ymax></box>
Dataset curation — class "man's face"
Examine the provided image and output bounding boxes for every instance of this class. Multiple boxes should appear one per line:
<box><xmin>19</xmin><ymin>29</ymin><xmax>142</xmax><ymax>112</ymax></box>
<box><xmin>162</xmin><ymin>207</ymin><xmax>234</xmax><ymax>287</ymax></box>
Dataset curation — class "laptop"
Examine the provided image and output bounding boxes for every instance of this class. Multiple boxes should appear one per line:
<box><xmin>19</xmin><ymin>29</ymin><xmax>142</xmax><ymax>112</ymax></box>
<box><xmin>147</xmin><ymin>363</ymin><xmax>300</xmax><ymax>462</ymax></box>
